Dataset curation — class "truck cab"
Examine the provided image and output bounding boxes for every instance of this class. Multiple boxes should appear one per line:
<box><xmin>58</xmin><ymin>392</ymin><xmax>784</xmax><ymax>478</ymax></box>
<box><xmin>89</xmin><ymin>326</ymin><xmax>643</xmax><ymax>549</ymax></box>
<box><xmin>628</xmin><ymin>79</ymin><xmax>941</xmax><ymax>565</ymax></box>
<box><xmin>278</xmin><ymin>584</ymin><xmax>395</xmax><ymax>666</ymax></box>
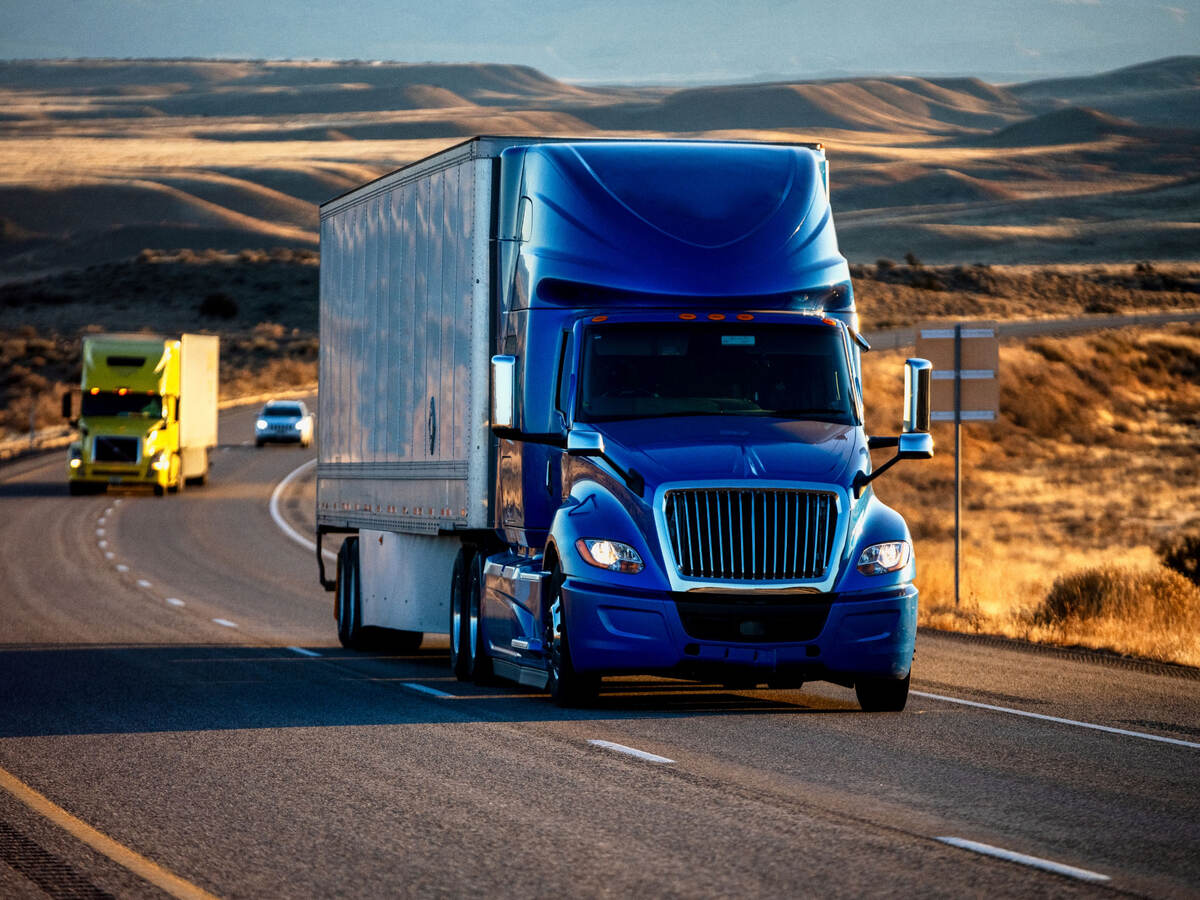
<box><xmin>65</xmin><ymin>333</ymin><xmax>218</xmax><ymax>495</ymax></box>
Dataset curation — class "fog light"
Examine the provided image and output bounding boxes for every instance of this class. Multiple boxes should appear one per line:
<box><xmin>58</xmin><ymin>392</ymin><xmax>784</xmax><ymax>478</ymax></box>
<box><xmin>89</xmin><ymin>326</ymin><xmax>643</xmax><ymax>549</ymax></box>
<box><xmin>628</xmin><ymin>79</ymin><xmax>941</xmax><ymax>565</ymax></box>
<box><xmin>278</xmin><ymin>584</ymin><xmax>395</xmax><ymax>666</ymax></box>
<box><xmin>577</xmin><ymin>538</ymin><xmax>644</xmax><ymax>574</ymax></box>
<box><xmin>856</xmin><ymin>541</ymin><xmax>911</xmax><ymax>575</ymax></box>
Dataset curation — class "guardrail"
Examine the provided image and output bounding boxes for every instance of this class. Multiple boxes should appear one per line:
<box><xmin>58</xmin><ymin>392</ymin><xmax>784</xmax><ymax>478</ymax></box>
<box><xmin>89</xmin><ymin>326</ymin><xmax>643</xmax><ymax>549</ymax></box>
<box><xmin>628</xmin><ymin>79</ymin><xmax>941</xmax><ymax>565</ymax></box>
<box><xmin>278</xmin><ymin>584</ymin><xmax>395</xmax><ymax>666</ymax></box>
<box><xmin>0</xmin><ymin>383</ymin><xmax>318</xmax><ymax>462</ymax></box>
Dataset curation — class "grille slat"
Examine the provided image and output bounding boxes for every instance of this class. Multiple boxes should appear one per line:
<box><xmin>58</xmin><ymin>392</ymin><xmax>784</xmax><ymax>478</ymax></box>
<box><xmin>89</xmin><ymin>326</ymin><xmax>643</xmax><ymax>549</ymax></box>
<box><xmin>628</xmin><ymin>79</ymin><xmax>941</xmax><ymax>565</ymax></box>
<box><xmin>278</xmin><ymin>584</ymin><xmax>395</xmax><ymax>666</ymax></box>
<box><xmin>92</xmin><ymin>436</ymin><xmax>140</xmax><ymax>464</ymax></box>
<box><xmin>666</xmin><ymin>488</ymin><xmax>838</xmax><ymax>582</ymax></box>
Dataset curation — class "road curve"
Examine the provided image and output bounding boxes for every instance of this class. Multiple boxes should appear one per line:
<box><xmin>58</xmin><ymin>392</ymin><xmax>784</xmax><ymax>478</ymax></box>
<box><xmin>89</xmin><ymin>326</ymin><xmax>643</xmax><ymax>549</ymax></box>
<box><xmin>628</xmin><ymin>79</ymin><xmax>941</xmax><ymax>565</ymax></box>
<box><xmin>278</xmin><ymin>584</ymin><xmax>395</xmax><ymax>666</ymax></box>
<box><xmin>0</xmin><ymin>401</ymin><xmax>1197</xmax><ymax>898</ymax></box>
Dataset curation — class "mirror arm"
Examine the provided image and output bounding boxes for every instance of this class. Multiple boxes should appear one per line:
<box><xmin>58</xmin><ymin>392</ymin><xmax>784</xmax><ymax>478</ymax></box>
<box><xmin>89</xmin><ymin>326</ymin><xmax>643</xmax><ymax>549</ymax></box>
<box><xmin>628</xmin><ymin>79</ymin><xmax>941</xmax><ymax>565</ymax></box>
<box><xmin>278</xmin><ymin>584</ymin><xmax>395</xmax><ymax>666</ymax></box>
<box><xmin>853</xmin><ymin>453</ymin><xmax>904</xmax><ymax>499</ymax></box>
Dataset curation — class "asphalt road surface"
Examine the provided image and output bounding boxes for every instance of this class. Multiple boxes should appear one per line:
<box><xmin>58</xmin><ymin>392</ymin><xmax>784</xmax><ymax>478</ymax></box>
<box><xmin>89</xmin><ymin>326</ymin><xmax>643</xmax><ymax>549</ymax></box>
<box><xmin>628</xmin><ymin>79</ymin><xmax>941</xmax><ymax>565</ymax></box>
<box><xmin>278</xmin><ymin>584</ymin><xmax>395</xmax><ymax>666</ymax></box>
<box><xmin>1</xmin><ymin>401</ymin><xmax>1197</xmax><ymax>898</ymax></box>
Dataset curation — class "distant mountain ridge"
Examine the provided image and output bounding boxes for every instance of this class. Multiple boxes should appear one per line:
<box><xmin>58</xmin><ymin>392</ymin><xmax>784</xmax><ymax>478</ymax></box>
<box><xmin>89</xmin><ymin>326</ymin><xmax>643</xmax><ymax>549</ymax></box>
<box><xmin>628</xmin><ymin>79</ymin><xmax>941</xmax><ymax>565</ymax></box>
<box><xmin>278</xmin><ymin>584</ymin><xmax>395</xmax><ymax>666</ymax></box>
<box><xmin>0</xmin><ymin>55</ymin><xmax>1196</xmax><ymax>272</ymax></box>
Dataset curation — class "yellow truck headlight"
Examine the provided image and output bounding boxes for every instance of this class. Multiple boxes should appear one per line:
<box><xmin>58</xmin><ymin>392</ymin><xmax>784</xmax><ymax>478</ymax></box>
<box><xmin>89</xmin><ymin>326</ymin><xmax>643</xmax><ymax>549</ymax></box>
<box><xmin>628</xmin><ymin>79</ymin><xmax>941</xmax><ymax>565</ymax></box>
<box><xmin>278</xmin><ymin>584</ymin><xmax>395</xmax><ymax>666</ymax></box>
<box><xmin>151</xmin><ymin>451</ymin><xmax>171</xmax><ymax>472</ymax></box>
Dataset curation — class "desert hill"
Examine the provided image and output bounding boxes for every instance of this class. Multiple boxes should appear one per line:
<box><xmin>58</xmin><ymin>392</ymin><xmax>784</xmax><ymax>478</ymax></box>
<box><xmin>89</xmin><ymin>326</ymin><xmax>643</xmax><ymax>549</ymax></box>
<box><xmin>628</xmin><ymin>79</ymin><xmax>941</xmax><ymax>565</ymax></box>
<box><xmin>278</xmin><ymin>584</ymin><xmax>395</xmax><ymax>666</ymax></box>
<box><xmin>0</xmin><ymin>56</ymin><xmax>1197</xmax><ymax>274</ymax></box>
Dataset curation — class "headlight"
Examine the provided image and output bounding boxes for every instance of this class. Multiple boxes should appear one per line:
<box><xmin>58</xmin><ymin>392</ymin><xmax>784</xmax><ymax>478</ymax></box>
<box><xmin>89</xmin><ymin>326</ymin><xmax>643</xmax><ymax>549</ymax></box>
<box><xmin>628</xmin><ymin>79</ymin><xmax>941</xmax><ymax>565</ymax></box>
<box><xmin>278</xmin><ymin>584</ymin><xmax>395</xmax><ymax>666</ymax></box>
<box><xmin>151</xmin><ymin>451</ymin><xmax>171</xmax><ymax>472</ymax></box>
<box><xmin>256</xmin><ymin>419</ymin><xmax>268</xmax><ymax>430</ymax></box>
<box><xmin>576</xmin><ymin>538</ymin><xmax>644</xmax><ymax>574</ymax></box>
<box><xmin>856</xmin><ymin>541</ymin><xmax>911</xmax><ymax>575</ymax></box>
<box><xmin>69</xmin><ymin>457</ymin><xmax>82</xmax><ymax>469</ymax></box>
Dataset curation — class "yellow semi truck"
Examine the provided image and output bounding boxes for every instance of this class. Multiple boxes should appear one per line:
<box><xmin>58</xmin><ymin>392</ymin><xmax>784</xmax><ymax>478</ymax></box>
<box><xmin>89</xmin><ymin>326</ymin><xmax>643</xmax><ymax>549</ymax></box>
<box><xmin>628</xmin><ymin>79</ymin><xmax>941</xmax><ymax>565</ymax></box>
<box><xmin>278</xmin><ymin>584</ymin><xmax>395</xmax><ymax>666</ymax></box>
<box><xmin>63</xmin><ymin>333</ymin><xmax>219</xmax><ymax>496</ymax></box>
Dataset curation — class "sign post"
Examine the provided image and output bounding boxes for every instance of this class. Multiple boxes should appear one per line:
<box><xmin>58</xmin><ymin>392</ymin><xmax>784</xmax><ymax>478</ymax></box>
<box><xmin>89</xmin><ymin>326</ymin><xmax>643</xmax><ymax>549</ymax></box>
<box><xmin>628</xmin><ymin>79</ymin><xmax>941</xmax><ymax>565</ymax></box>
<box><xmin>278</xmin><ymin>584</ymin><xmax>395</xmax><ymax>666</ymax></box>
<box><xmin>915</xmin><ymin>322</ymin><xmax>999</xmax><ymax>607</ymax></box>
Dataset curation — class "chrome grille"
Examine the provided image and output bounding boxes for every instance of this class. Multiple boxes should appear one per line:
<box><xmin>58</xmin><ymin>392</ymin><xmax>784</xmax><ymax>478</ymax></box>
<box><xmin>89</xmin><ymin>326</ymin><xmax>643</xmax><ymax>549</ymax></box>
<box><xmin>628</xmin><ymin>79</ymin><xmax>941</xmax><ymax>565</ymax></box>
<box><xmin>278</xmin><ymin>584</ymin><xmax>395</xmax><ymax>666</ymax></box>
<box><xmin>93</xmin><ymin>436</ymin><xmax>140</xmax><ymax>463</ymax></box>
<box><xmin>664</xmin><ymin>488</ymin><xmax>838</xmax><ymax>580</ymax></box>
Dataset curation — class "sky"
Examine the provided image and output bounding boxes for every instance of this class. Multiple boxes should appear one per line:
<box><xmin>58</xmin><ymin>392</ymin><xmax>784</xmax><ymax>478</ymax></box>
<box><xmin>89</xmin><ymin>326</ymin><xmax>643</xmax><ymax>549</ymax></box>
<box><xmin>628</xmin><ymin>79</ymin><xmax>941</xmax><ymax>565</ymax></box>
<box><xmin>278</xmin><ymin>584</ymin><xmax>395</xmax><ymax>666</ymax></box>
<box><xmin>2</xmin><ymin>0</ymin><xmax>1198</xmax><ymax>84</ymax></box>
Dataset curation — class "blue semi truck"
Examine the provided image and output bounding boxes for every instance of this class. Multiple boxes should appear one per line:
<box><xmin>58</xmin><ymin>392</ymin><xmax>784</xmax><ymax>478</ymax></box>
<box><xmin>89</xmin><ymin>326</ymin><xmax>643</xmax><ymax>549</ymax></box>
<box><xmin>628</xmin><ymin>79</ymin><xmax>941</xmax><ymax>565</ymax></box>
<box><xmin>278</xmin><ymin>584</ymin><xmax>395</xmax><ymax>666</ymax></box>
<box><xmin>315</xmin><ymin>137</ymin><xmax>933</xmax><ymax>710</ymax></box>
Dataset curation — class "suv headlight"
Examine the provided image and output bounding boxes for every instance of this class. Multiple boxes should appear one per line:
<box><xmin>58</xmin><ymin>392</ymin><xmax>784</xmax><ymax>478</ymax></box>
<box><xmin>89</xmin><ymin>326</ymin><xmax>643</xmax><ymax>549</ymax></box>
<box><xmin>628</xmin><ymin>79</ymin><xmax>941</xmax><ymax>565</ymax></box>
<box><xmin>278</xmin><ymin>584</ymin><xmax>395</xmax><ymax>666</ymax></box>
<box><xmin>256</xmin><ymin>419</ymin><xmax>268</xmax><ymax>431</ymax></box>
<box><xmin>576</xmin><ymin>538</ymin><xmax>644</xmax><ymax>574</ymax></box>
<box><xmin>856</xmin><ymin>541</ymin><xmax>911</xmax><ymax>575</ymax></box>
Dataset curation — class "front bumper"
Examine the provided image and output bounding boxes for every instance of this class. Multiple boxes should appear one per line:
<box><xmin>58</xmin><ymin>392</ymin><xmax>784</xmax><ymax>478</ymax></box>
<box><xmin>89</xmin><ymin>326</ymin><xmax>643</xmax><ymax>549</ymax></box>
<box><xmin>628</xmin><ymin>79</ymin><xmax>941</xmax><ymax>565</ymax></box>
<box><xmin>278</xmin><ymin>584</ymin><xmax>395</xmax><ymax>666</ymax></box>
<box><xmin>562</xmin><ymin>577</ymin><xmax>917</xmax><ymax>681</ymax></box>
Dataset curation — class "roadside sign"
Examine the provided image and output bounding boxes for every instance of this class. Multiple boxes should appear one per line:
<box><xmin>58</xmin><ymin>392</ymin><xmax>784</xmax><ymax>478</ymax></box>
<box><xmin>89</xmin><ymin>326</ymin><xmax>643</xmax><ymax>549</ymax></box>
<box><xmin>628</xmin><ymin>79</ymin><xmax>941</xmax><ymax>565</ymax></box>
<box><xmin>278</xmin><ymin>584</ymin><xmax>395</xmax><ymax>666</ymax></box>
<box><xmin>913</xmin><ymin>321</ymin><xmax>1000</xmax><ymax>610</ymax></box>
<box><xmin>915</xmin><ymin>322</ymin><xmax>999</xmax><ymax>421</ymax></box>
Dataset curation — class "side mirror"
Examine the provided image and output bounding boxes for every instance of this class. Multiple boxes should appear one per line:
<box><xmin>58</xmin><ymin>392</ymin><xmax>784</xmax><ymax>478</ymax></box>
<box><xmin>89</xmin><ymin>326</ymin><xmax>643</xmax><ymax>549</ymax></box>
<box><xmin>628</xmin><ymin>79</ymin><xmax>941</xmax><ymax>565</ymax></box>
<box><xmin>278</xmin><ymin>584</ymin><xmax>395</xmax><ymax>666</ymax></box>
<box><xmin>61</xmin><ymin>391</ymin><xmax>73</xmax><ymax>420</ymax></box>
<box><xmin>491</xmin><ymin>355</ymin><xmax>516</xmax><ymax>431</ymax></box>
<box><xmin>903</xmin><ymin>357</ymin><xmax>932</xmax><ymax>434</ymax></box>
<box><xmin>566</xmin><ymin>428</ymin><xmax>605</xmax><ymax>457</ymax></box>
<box><xmin>897</xmin><ymin>431</ymin><xmax>933</xmax><ymax>460</ymax></box>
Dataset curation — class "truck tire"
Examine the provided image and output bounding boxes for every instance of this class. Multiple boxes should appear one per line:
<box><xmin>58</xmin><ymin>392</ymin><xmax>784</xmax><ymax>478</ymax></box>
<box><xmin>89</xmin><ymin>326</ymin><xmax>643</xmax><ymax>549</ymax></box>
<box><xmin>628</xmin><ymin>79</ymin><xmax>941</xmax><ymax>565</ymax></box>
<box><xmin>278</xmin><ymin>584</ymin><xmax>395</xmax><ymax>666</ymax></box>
<box><xmin>467</xmin><ymin>552</ymin><xmax>493</xmax><ymax>684</ymax></box>
<box><xmin>449</xmin><ymin>547</ymin><xmax>473</xmax><ymax>680</ymax></box>
<box><xmin>336</xmin><ymin>537</ymin><xmax>366</xmax><ymax>650</ymax></box>
<box><xmin>855</xmin><ymin>673</ymin><xmax>910</xmax><ymax>712</ymax></box>
<box><xmin>545</xmin><ymin>566</ymin><xmax>599</xmax><ymax>707</ymax></box>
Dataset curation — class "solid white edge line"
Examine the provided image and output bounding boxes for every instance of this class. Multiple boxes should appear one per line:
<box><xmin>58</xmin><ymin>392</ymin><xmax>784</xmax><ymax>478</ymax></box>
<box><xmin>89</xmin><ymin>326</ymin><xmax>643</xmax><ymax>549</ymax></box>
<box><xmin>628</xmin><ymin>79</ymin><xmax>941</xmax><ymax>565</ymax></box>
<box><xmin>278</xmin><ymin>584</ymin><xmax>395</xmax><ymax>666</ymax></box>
<box><xmin>115</xmin><ymin>564</ymin><xmax>128</xmax><ymax>573</ymax></box>
<box><xmin>269</xmin><ymin>458</ymin><xmax>336</xmax><ymax>560</ymax></box>
<box><xmin>212</xmin><ymin>618</ymin><xmax>238</xmax><ymax>628</ymax></box>
<box><xmin>936</xmin><ymin>837</ymin><xmax>1110</xmax><ymax>883</ymax></box>
<box><xmin>136</xmin><ymin>579</ymin><xmax>151</xmax><ymax>588</ymax></box>
<box><xmin>287</xmin><ymin>646</ymin><xmax>321</xmax><ymax>658</ymax></box>
<box><xmin>401</xmin><ymin>682</ymin><xmax>454</xmax><ymax>699</ymax></box>
<box><xmin>911</xmin><ymin>691</ymin><xmax>1200</xmax><ymax>750</ymax></box>
<box><xmin>588</xmin><ymin>740</ymin><xmax>674</xmax><ymax>764</ymax></box>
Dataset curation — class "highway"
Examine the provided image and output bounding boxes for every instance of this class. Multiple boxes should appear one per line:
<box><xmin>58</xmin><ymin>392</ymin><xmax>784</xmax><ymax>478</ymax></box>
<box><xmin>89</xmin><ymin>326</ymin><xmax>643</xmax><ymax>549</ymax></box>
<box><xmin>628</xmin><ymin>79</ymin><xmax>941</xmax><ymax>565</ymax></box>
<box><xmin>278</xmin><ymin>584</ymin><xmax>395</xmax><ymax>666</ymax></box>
<box><xmin>1</xmin><ymin>401</ymin><xmax>1197</xmax><ymax>898</ymax></box>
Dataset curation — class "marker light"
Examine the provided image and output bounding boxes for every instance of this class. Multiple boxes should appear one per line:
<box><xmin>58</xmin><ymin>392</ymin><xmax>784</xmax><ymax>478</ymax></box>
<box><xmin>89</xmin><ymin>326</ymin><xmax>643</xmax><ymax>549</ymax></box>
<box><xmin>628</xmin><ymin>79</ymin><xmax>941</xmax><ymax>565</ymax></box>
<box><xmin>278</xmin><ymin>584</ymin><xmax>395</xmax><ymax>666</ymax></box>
<box><xmin>577</xmin><ymin>538</ymin><xmax>644</xmax><ymax>574</ymax></box>
<box><xmin>707</xmin><ymin>313</ymin><xmax>725</xmax><ymax>320</ymax></box>
<box><xmin>591</xmin><ymin>315</ymin><xmax>608</xmax><ymax>322</ymax></box>
<box><xmin>679</xmin><ymin>313</ymin><xmax>696</xmax><ymax>320</ymax></box>
<box><xmin>736</xmin><ymin>314</ymin><xmax>754</xmax><ymax>321</ymax></box>
<box><xmin>117</xmin><ymin>388</ymin><xmax>128</xmax><ymax>396</ymax></box>
<box><xmin>856</xmin><ymin>541</ymin><xmax>911</xmax><ymax>575</ymax></box>
<box><xmin>90</xmin><ymin>388</ymin><xmax>100</xmax><ymax>395</ymax></box>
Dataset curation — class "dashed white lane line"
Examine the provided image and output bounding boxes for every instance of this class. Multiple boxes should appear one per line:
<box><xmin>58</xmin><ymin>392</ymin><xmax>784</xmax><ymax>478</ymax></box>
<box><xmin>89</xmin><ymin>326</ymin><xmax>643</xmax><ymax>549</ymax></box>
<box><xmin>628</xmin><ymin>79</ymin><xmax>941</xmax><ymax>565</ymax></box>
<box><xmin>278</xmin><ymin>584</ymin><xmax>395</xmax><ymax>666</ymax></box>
<box><xmin>115</xmin><ymin>564</ymin><xmax>129</xmax><ymax>573</ymax></box>
<box><xmin>287</xmin><ymin>646</ymin><xmax>321</xmax><ymax>658</ymax></box>
<box><xmin>98</xmin><ymin>517</ymin><xmax>106</xmax><ymax>525</ymax></box>
<box><xmin>95</xmin><ymin>528</ymin><xmax>105</xmax><ymax>536</ymax></box>
<box><xmin>212</xmin><ymin>618</ymin><xmax>238</xmax><ymax>629</ymax></box>
<box><xmin>269</xmin><ymin>459</ymin><xmax>336</xmax><ymax>560</ymax></box>
<box><xmin>588</xmin><ymin>740</ymin><xmax>674</xmax><ymax>764</ymax></box>
<box><xmin>104</xmin><ymin>552</ymin><xmax>115</xmax><ymax>560</ymax></box>
<box><xmin>98</xmin><ymin>540</ymin><xmax>108</xmax><ymax>549</ymax></box>
<box><xmin>104</xmin><ymin>507</ymin><xmax>113</xmax><ymax>515</ymax></box>
<box><xmin>401</xmin><ymin>682</ymin><xmax>455</xmax><ymax>699</ymax></box>
<box><xmin>165</xmin><ymin>598</ymin><xmax>185</xmax><ymax>607</ymax></box>
<box><xmin>113</xmin><ymin>500</ymin><xmax>122</xmax><ymax>505</ymax></box>
<box><xmin>911</xmin><ymin>691</ymin><xmax>1200</xmax><ymax>750</ymax></box>
<box><xmin>936</xmin><ymin>837</ymin><xmax>1110</xmax><ymax>883</ymax></box>
<box><xmin>136</xmin><ymin>579</ymin><xmax>151</xmax><ymax>588</ymax></box>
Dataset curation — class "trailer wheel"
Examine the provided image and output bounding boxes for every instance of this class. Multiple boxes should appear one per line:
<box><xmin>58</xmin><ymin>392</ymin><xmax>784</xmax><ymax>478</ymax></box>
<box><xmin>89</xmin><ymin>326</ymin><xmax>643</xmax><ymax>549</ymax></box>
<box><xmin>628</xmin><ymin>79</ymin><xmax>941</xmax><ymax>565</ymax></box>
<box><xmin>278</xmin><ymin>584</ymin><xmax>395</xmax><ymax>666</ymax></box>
<box><xmin>855</xmin><ymin>673</ymin><xmax>910</xmax><ymax>712</ymax></box>
<box><xmin>336</xmin><ymin>537</ymin><xmax>366</xmax><ymax>650</ymax></box>
<box><xmin>467</xmin><ymin>552</ymin><xmax>493</xmax><ymax>684</ymax></box>
<box><xmin>545</xmin><ymin>566</ymin><xmax>599</xmax><ymax>708</ymax></box>
<box><xmin>449</xmin><ymin>547</ymin><xmax>473</xmax><ymax>680</ymax></box>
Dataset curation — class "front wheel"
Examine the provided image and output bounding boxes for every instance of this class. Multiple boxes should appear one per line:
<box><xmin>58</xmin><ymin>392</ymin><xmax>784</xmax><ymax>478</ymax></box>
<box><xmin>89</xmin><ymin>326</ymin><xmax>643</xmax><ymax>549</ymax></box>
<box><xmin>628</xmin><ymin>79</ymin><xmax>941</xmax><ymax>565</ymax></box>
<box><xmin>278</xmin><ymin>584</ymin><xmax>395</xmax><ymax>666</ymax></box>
<box><xmin>855</xmin><ymin>673</ymin><xmax>910</xmax><ymax>712</ymax></box>
<box><xmin>545</xmin><ymin>567</ymin><xmax>599</xmax><ymax>707</ymax></box>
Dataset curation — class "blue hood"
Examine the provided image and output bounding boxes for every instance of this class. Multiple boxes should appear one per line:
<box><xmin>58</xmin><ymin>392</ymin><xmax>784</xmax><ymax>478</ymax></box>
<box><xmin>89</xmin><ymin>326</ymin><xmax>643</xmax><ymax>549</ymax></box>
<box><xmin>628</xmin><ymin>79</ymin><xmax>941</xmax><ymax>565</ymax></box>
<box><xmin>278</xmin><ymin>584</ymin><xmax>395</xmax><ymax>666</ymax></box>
<box><xmin>519</xmin><ymin>141</ymin><xmax>850</xmax><ymax>300</ymax></box>
<box><xmin>593</xmin><ymin>416</ymin><xmax>859</xmax><ymax>490</ymax></box>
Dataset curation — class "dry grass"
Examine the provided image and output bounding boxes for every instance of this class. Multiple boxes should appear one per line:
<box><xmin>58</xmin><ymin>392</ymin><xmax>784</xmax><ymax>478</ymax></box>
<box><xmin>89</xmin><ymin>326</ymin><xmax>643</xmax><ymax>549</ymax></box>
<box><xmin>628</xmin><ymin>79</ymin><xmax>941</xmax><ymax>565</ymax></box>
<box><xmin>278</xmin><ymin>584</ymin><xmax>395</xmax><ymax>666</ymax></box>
<box><xmin>864</xmin><ymin>323</ymin><xmax>1200</xmax><ymax>666</ymax></box>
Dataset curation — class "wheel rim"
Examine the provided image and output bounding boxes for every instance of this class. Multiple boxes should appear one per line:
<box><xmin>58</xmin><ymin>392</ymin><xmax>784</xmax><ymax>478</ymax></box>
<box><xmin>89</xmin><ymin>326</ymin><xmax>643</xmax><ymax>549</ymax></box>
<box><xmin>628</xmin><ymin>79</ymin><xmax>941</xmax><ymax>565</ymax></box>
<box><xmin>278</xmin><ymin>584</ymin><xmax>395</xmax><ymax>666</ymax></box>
<box><xmin>450</xmin><ymin>568</ymin><xmax>462</xmax><ymax>659</ymax></box>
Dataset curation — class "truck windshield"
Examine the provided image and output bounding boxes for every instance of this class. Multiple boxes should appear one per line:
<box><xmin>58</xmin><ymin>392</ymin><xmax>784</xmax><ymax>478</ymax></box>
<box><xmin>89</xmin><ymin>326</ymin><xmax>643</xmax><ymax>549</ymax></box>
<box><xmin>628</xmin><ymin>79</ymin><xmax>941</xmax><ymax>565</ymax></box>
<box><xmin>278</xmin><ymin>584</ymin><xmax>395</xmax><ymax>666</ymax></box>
<box><xmin>81</xmin><ymin>392</ymin><xmax>163</xmax><ymax>418</ymax></box>
<box><xmin>578</xmin><ymin>322</ymin><xmax>856</xmax><ymax>423</ymax></box>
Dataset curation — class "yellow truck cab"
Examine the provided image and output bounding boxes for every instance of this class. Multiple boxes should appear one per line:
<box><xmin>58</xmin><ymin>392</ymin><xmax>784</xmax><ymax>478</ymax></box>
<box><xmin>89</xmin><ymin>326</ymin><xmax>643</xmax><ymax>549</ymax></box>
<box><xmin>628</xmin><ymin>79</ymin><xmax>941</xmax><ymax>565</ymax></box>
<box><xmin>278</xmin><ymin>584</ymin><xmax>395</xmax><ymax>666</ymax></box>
<box><xmin>64</xmin><ymin>333</ymin><xmax>218</xmax><ymax>496</ymax></box>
